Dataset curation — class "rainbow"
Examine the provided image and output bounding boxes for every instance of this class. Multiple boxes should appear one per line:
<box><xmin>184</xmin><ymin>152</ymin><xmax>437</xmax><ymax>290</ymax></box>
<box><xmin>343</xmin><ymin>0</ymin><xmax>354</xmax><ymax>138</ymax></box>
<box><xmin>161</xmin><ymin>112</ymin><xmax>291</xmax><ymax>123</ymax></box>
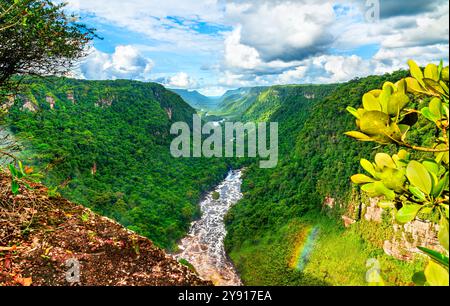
<box><xmin>289</xmin><ymin>226</ymin><xmax>319</xmax><ymax>271</ymax></box>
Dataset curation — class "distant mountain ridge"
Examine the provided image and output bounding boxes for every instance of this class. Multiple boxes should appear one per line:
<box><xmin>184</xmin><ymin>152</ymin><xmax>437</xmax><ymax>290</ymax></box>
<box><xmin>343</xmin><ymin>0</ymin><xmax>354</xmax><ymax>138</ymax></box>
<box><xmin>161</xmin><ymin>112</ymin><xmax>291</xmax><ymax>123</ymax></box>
<box><xmin>170</xmin><ymin>88</ymin><xmax>220</xmax><ymax>111</ymax></box>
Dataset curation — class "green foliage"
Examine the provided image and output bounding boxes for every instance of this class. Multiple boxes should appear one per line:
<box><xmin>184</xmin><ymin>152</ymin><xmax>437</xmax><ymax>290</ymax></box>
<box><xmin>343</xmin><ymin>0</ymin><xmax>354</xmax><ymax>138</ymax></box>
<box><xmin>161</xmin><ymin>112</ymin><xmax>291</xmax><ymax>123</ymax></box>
<box><xmin>212</xmin><ymin>191</ymin><xmax>220</xmax><ymax>200</ymax></box>
<box><xmin>224</xmin><ymin>71</ymin><xmax>423</xmax><ymax>285</ymax></box>
<box><xmin>0</xmin><ymin>0</ymin><xmax>96</xmax><ymax>96</ymax></box>
<box><xmin>228</xmin><ymin>214</ymin><xmax>422</xmax><ymax>286</ymax></box>
<box><xmin>347</xmin><ymin>60</ymin><xmax>449</xmax><ymax>286</ymax></box>
<box><xmin>6</xmin><ymin>76</ymin><xmax>231</xmax><ymax>250</ymax></box>
<box><xmin>8</xmin><ymin>160</ymin><xmax>40</xmax><ymax>195</ymax></box>
<box><xmin>178</xmin><ymin>258</ymin><xmax>197</xmax><ymax>274</ymax></box>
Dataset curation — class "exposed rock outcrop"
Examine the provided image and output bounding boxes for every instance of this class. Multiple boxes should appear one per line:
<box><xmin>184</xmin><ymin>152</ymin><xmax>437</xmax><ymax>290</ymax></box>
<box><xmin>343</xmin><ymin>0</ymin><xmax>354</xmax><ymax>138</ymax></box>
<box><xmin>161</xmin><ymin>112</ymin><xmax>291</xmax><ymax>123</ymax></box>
<box><xmin>165</xmin><ymin>108</ymin><xmax>173</xmax><ymax>120</ymax></box>
<box><xmin>361</xmin><ymin>198</ymin><xmax>442</xmax><ymax>261</ymax></box>
<box><xmin>1</xmin><ymin>96</ymin><xmax>15</xmax><ymax>111</ymax></box>
<box><xmin>0</xmin><ymin>172</ymin><xmax>210</xmax><ymax>286</ymax></box>
<box><xmin>21</xmin><ymin>97</ymin><xmax>39</xmax><ymax>113</ymax></box>
<box><xmin>341</xmin><ymin>215</ymin><xmax>356</xmax><ymax>228</ymax></box>
<box><xmin>364</xmin><ymin>198</ymin><xmax>383</xmax><ymax>223</ymax></box>
<box><xmin>95</xmin><ymin>98</ymin><xmax>114</xmax><ymax>108</ymax></box>
<box><xmin>67</xmin><ymin>92</ymin><xmax>76</xmax><ymax>104</ymax></box>
<box><xmin>46</xmin><ymin>96</ymin><xmax>56</xmax><ymax>109</ymax></box>
<box><xmin>323</xmin><ymin>196</ymin><xmax>335</xmax><ymax>209</ymax></box>
<box><xmin>383</xmin><ymin>219</ymin><xmax>444</xmax><ymax>261</ymax></box>
<box><xmin>304</xmin><ymin>93</ymin><xmax>315</xmax><ymax>99</ymax></box>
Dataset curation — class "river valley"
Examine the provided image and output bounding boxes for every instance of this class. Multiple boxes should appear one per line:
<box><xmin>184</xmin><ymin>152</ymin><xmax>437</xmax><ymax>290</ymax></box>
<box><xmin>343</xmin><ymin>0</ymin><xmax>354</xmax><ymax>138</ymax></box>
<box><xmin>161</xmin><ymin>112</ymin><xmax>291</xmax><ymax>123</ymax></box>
<box><xmin>175</xmin><ymin>170</ymin><xmax>243</xmax><ymax>286</ymax></box>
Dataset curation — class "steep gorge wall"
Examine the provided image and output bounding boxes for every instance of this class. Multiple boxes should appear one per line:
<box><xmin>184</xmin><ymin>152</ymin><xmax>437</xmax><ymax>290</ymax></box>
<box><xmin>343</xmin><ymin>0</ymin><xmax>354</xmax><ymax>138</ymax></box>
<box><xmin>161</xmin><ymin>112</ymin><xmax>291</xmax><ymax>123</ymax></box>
<box><xmin>327</xmin><ymin>196</ymin><xmax>443</xmax><ymax>262</ymax></box>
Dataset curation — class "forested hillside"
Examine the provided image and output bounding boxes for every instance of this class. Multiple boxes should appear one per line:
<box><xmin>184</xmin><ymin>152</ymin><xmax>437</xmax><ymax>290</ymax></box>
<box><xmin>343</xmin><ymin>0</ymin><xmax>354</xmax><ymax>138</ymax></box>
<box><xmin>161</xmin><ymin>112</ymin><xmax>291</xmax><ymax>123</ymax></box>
<box><xmin>224</xmin><ymin>70</ymin><xmax>425</xmax><ymax>285</ymax></box>
<box><xmin>4</xmin><ymin>77</ymin><xmax>231</xmax><ymax>250</ymax></box>
<box><xmin>213</xmin><ymin>87</ymin><xmax>267</xmax><ymax>119</ymax></box>
<box><xmin>1</xmin><ymin>71</ymin><xmax>438</xmax><ymax>285</ymax></box>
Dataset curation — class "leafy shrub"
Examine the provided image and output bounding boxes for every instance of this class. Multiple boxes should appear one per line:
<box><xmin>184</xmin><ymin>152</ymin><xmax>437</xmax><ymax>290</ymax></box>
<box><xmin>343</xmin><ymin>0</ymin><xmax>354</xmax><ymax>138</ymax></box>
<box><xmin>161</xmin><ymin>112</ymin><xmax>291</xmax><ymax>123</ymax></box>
<box><xmin>346</xmin><ymin>60</ymin><xmax>449</xmax><ymax>286</ymax></box>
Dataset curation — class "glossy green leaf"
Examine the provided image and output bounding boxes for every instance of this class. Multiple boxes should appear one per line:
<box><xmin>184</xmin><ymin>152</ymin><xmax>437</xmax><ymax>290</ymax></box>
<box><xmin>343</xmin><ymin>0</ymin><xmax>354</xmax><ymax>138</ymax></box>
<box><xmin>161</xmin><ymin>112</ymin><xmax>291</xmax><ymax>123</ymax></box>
<box><xmin>406</xmin><ymin>161</ymin><xmax>432</xmax><ymax>195</ymax></box>
<box><xmin>405</xmin><ymin>77</ymin><xmax>427</xmax><ymax>95</ymax></box>
<box><xmin>362</xmin><ymin>93</ymin><xmax>381</xmax><ymax>111</ymax></box>
<box><xmin>409</xmin><ymin>186</ymin><xmax>426</xmax><ymax>202</ymax></box>
<box><xmin>387</xmin><ymin>93</ymin><xmax>410</xmax><ymax>116</ymax></box>
<box><xmin>361</xmin><ymin>159</ymin><xmax>377</xmax><ymax>177</ymax></box>
<box><xmin>421</xmin><ymin>107</ymin><xmax>440</xmax><ymax>122</ymax></box>
<box><xmin>440</xmin><ymin>80</ymin><xmax>449</xmax><ymax>95</ymax></box>
<box><xmin>378</xmin><ymin>200</ymin><xmax>395</xmax><ymax>209</ymax></box>
<box><xmin>422</xmin><ymin>160</ymin><xmax>439</xmax><ymax>176</ymax></box>
<box><xmin>434</xmin><ymin>144</ymin><xmax>449</xmax><ymax>164</ymax></box>
<box><xmin>423</xmin><ymin>78</ymin><xmax>447</xmax><ymax>97</ymax></box>
<box><xmin>380</xmin><ymin>168</ymin><xmax>406</xmax><ymax>192</ymax></box>
<box><xmin>412</xmin><ymin>271</ymin><xmax>427</xmax><ymax>286</ymax></box>
<box><xmin>361</xmin><ymin>181</ymin><xmax>395</xmax><ymax>200</ymax></box>
<box><xmin>442</xmin><ymin>66</ymin><xmax>449</xmax><ymax>82</ymax></box>
<box><xmin>441</xmin><ymin>205</ymin><xmax>449</xmax><ymax>220</ymax></box>
<box><xmin>11</xmin><ymin>180</ymin><xmax>19</xmax><ymax>195</ymax></box>
<box><xmin>418</xmin><ymin>247</ymin><xmax>449</xmax><ymax>268</ymax></box>
<box><xmin>360</xmin><ymin>111</ymin><xmax>390</xmax><ymax>136</ymax></box>
<box><xmin>346</xmin><ymin>106</ymin><xmax>360</xmax><ymax>119</ymax></box>
<box><xmin>433</xmin><ymin>174</ymin><xmax>449</xmax><ymax>198</ymax></box>
<box><xmin>396</xmin><ymin>79</ymin><xmax>407</xmax><ymax>94</ymax></box>
<box><xmin>424</xmin><ymin>64</ymin><xmax>439</xmax><ymax>82</ymax></box>
<box><xmin>344</xmin><ymin>131</ymin><xmax>373</xmax><ymax>141</ymax></box>
<box><xmin>375</xmin><ymin>153</ymin><xmax>396</xmax><ymax>169</ymax></box>
<box><xmin>408</xmin><ymin>60</ymin><xmax>425</xmax><ymax>87</ymax></box>
<box><xmin>424</xmin><ymin>261</ymin><xmax>449</xmax><ymax>286</ymax></box>
<box><xmin>396</xmin><ymin>204</ymin><xmax>422</xmax><ymax>224</ymax></box>
<box><xmin>374</xmin><ymin>181</ymin><xmax>396</xmax><ymax>200</ymax></box>
<box><xmin>429</xmin><ymin>98</ymin><xmax>442</xmax><ymax>117</ymax></box>
<box><xmin>351</xmin><ymin>174</ymin><xmax>375</xmax><ymax>184</ymax></box>
<box><xmin>438</xmin><ymin>217</ymin><xmax>449</xmax><ymax>251</ymax></box>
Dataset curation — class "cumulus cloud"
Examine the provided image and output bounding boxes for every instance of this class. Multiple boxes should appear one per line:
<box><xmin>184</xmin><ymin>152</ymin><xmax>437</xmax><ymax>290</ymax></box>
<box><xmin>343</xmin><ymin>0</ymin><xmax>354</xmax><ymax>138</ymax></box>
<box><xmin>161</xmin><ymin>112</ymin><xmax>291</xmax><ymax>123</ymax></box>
<box><xmin>277</xmin><ymin>66</ymin><xmax>308</xmax><ymax>84</ymax></box>
<box><xmin>276</xmin><ymin>55</ymin><xmax>373</xmax><ymax>85</ymax></box>
<box><xmin>80</xmin><ymin>45</ymin><xmax>154</xmax><ymax>80</ymax></box>
<box><xmin>224</xmin><ymin>27</ymin><xmax>263</xmax><ymax>71</ymax></box>
<box><xmin>66</xmin><ymin>0</ymin><xmax>448</xmax><ymax>90</ymax></box>
<box><xmin>63</xmin><ymin>0</ymin><xmax>226</xmax><ymax>54</ymax></box>
<box><xmin>165</xmin><ymin>72</ymin><xmax>198</xmax><ymax>88</ymax></box>
<box><xmin>225</xmin><ymin>0</ymin><xmax>335</xmax><ymax>62</ymax></box>
<box><xmin>378</xmin><ymin>0</ymin><xmax>445</xmax><ymax>18</ymax></box>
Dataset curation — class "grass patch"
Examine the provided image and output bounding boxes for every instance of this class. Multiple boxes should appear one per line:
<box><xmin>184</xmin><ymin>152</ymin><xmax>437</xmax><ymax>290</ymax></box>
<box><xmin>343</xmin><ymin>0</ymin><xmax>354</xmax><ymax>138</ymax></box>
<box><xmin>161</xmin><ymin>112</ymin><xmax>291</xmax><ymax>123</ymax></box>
<box><xmin>228</xmin><ymin>213</ymin><xmax>424</xmax><ymax>286</ymax></box>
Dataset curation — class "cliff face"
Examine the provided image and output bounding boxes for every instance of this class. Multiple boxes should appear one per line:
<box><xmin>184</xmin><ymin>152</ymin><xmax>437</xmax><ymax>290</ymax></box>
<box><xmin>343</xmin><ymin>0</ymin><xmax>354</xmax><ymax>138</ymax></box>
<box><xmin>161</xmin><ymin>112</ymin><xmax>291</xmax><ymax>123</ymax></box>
<box><xmin>339</xmin><ymin>197</ymin><xmax>443</xmax><ymax>262</ymax></box>
<box><xmin>0</xmin><ymin>172</ymin><xmax>210</xmax><ymax>286</ymax></box>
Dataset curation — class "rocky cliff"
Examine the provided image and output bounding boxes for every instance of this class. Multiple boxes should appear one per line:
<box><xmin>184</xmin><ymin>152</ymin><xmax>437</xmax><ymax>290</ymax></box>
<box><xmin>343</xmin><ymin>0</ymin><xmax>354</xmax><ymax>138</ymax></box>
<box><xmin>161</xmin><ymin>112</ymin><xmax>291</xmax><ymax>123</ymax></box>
<box><xmin>0</xmin><ymin>172</ymin><xmax>210</xmax><ymax>286</ymax></box>
<box><xmin>338</xmin><ymin>196</ymin><xmax>443</xmax><ymax>262</ymax></box>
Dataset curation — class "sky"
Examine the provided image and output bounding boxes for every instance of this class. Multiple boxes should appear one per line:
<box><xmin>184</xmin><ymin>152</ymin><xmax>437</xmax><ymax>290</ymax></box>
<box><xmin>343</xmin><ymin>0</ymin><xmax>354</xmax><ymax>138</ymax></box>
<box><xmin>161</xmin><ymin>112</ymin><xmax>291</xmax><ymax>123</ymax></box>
<box><xmin>62</xmin><ymin>0</ymin><xmax>449</xmax><ymax>96</ymax></box>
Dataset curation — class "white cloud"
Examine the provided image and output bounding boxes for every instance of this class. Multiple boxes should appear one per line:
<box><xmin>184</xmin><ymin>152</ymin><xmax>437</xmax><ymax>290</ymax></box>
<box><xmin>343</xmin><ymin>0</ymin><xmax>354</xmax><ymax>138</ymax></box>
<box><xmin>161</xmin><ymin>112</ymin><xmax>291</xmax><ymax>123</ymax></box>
<box><xmin>80</xmin><ymin>45</ymin><xmax>154</xmax><ymax>80</ymax></box>
<box><xmin>275</xmin><ymin>55</ymin><xmax>371</xmax><ymax>84</ymax></box>
<box><xmin>197</xmin><ymin>86</ymin><xmax>228</xmax><ymax>97</ymax></box>
<box><xmin>65</xmin><ymin>0</ymin><xmax>448</xmax><ymax>91</ymax></box>
<box><xmin>64</xmin><ymin>0</ymin><xmax>226</xmax><ymax>54</ymax></box>
<box><xmin>166</xmin><ymin>72</ymin><xmax>197</xmax><ymax>88</ymax></box>
<box><xmin>224</xmin><ymin>27</ymin><xmax>262</xmax><ymax>70</ymax></box>
<box><xmin>225</xmin><ymin>0</ymin><xmax>335</xmax><ymax>62</ymax></box>
<box><xmin>277</xmin><ymin>66</ymin><xmax>308</xmax><ymax>84</ymax></box>
<box><xmin>373</xmin><ymin>44</ymin><xmax>449</xmax><ymax>74</ymax></box>
<box><xmin>316</xmin><ymin>55</ymin><xmax>372</xmax><ymax>83</ymax></box>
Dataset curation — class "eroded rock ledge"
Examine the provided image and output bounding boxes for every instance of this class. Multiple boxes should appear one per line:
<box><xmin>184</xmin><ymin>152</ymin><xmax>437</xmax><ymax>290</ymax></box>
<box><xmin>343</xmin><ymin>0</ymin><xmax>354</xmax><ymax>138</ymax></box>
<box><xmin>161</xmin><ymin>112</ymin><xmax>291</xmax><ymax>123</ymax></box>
<box><xmin>0</xmin><ymin>172</ymin><xmax>211</xmax><ymax>286</ymax></box>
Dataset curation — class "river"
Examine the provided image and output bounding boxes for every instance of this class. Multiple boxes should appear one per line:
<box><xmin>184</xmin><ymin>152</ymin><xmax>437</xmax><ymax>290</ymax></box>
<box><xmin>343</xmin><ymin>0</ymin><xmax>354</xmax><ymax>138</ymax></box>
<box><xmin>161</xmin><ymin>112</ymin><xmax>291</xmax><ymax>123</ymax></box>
<box><xmin>175</xmin><ymin>169</ymin><xmax>243</xmax><ymax>286</ymax></box>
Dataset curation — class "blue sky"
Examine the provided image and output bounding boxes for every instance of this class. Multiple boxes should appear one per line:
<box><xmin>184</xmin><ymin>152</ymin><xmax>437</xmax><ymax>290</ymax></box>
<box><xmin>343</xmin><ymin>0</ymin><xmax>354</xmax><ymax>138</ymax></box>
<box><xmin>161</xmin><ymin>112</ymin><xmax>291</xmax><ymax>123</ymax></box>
<box><xmin>64</xmin><ymin>0</ymin><xmax>449</xmax><ymax>96</ymax></box>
